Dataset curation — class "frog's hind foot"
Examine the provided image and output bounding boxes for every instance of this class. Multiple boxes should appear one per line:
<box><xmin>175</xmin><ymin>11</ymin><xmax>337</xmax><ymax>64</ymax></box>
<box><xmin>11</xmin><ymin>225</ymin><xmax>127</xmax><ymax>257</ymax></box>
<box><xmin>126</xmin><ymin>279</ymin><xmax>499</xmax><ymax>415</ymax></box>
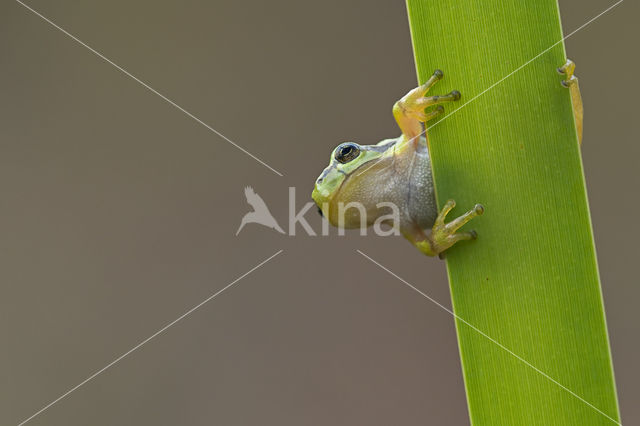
<box><xmin>557</xmin><ymin>59</ymin><xmax>583</xmax><ymax>144</ymax></box>
<box><xmin>416</xmin><ymin>199</ymin><xmax>483</xmax><ymax>258</ymax></box>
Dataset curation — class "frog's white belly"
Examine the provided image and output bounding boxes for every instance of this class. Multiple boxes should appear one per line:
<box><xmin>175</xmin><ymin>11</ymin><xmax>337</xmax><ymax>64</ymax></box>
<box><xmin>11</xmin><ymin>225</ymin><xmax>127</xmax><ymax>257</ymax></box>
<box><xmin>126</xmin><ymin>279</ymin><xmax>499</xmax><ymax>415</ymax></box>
<box><xmin>403</xmin><ymin>149</ymin><xmax>438</xmax><ymax>229</ymax></box>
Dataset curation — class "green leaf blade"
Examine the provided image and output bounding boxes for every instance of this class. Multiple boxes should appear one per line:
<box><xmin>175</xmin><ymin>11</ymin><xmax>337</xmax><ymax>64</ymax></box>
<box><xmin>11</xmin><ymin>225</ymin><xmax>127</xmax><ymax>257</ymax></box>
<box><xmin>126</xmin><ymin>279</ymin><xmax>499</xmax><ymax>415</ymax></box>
<box><xmin>406</xmin><ymin>0</ymin><xmax>620</xmax><ymax>424</ymax></box>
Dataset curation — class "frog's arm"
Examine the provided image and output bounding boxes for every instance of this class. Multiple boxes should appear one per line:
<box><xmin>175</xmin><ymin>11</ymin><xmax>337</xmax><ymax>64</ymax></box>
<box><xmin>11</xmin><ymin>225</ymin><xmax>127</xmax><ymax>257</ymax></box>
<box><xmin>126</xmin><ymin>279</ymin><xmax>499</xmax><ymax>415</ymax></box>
<box><xmin>558</xmin><ymin>59</ymin><xmax>583</xmax><ymax>145</ymax></box>
<box><xmin>392</xmin><ymin>69</ymin><xmax>461</xmax><ymax>144</ymax></box>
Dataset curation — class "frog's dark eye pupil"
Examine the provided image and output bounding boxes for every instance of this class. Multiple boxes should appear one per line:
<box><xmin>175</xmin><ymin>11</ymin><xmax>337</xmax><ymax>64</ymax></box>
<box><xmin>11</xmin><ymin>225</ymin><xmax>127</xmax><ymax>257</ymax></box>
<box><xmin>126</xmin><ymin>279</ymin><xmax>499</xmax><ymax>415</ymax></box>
<box><xmin>335</xmin><ymin>143</ymin><xmax>360</xmax><ymax>164</ymax></box>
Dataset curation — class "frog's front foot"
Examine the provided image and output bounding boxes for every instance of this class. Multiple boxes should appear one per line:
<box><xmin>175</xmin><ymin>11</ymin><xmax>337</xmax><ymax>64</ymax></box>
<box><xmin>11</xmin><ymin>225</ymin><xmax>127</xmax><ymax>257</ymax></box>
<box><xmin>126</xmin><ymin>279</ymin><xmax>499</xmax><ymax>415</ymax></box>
<box><xmin>557</xmin><ymin>59</ymin><xmax>583</xmax><ymax>144</ymax></box>
<box><xmin>393</xmin><ymin>69</ymin><xmax>461</xmax><ymax>141</ymax></box>
<box><xmin>396</xmin><ymin>70</ymin><xmax>461</xmax><ymax>123</ymax></box>
<box><xmin>415</xmin><ymin>200</ymin><xmax>484</xmax><ymax>258</ymax></box>
<box><xmin>557</xmin><ymin>59</ymin><xmax>577</xmax><ymax>87</ymax></box>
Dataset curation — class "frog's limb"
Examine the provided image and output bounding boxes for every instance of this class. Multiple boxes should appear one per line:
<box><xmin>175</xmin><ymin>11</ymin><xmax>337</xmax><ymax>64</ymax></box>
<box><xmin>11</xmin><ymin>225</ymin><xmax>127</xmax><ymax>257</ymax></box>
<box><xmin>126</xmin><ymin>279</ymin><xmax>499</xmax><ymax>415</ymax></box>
<box><xmin>558</xmin><ymin>59</ymin><xmax>583</xmax><ymax>145</ymax></box>
<box><xmin>393</xmin><ymin>69</ymin><xmax>461</xmax><ymax>143</ymax></box>
<box><xmin>405</xmin><ymin>200</ymin><xmax>484</xmax><ymax>257</ymax></box>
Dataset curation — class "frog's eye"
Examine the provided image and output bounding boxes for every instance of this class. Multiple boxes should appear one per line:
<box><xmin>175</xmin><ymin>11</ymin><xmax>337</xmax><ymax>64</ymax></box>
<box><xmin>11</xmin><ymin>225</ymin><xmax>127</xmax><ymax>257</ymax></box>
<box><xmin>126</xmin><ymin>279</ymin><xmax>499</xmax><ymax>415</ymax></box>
<box><xmin>335</xmin><ymin>143</ymin><xmax>360</xmax><ymax>164</ymax></box>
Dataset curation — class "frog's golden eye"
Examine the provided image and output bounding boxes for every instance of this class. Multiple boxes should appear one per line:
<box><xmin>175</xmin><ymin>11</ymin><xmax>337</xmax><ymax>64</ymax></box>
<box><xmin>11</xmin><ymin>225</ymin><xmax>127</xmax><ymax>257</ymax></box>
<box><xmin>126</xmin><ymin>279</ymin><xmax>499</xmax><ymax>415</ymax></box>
<box><xmin>335</xmin><ymin>143</ymin><xmax>360</xmax><ymax>164</ymax></box>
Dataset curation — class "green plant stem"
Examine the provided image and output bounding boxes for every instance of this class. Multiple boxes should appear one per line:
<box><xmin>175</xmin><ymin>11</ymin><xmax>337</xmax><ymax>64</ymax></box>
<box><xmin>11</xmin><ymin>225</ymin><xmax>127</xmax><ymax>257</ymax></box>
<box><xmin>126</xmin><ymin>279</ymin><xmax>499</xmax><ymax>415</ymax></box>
<box><xmin>406</xmin><ymin>1</ymin><xmax>620</xmax><ymax>424</ymax></box>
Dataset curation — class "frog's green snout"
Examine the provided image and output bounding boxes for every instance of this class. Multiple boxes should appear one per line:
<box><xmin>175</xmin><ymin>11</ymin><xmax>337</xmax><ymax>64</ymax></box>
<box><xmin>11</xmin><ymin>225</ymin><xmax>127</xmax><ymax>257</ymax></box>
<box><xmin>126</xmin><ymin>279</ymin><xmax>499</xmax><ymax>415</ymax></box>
<box><xmin>311</xmin><ymin>184</ymin><xmax>330</xmax><ymax>210</ymax></box>
<box><xmin>311</xmin><ymin>186</ymin><xmax>322</xmax><ymax>205</ymax></box>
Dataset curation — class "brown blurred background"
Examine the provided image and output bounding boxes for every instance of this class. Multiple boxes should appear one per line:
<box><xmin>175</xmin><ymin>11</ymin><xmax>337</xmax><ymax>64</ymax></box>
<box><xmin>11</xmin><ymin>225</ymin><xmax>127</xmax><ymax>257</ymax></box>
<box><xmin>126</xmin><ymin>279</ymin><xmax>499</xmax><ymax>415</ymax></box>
<box><xmin>1</xmin><ymin>0</ymin><xmax>638</xmax><ymax>425</ymax></box>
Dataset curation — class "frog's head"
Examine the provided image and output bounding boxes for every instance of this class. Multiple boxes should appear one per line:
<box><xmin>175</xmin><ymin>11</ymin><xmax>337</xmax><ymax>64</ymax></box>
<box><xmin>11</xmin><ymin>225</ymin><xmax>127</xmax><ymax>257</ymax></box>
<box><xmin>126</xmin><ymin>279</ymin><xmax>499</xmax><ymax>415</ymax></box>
<box><xmin>312</xmin><ymin>139</ymin><xmax>396</xmax><ymax>226</ymax></box>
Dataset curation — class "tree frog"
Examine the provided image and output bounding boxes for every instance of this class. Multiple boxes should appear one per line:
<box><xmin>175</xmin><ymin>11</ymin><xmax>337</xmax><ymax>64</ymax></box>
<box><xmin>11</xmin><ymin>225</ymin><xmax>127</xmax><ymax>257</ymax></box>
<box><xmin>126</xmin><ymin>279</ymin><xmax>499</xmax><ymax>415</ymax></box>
<box><xmin>312</xmin><ymin>62</ymin><xmax>582</xmax><ymax>257</ymax></box>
